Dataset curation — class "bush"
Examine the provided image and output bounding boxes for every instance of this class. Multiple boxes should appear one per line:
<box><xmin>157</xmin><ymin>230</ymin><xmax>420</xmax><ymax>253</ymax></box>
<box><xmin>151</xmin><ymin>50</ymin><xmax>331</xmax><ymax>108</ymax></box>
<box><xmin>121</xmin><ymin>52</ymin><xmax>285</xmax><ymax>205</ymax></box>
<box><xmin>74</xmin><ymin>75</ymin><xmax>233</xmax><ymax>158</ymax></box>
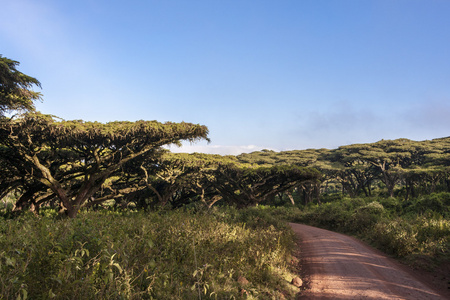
<box><xmin>407</xmin><ymin>193</ymin><xmax>450</xmax><ymax>217</ymax></box>
<box><xmin>378</xmin><ymin>197</ymin><xmax>402</xmax><ymax>216</ymax></box>
<box><xmin>352</xmin><ymin>201</ymin><xmax>385</xmax><ymax>230</ymax></box>
<box><xmin>372</xmin><ymin>220</ymin><xmax>418</xmax><ymax>257</ymax></box>
<box><xmin>415</xmin><ymin>217</ymin><xmax>450</xmax><ymax>256</ymax></box>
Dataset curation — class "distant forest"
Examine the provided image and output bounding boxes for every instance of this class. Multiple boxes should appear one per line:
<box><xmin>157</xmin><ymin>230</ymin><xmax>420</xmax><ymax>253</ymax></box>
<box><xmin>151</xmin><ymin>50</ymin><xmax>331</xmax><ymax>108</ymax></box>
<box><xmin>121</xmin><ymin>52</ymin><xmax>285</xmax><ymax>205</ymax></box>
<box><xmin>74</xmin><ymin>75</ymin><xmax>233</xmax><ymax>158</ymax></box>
<box><xmin>237</xmin><ymin>137</ymin><xmax>450</xmax><ymax>202</ymax></box>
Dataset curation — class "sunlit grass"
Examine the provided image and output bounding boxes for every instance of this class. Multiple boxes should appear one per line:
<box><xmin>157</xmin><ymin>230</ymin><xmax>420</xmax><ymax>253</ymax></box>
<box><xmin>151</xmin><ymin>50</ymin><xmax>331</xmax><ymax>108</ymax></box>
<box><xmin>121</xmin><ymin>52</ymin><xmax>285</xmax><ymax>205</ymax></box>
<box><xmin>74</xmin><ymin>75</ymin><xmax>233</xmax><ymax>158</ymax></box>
<box><xmin>0</xmin><ymin>208</ymin><xmax>300</xmax><ymax>299</ymax></box>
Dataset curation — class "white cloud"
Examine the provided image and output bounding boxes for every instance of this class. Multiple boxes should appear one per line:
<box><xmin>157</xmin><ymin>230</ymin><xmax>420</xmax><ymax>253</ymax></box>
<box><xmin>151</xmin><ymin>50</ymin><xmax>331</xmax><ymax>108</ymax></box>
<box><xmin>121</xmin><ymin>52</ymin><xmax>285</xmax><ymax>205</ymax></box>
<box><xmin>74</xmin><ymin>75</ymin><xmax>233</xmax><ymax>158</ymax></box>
<box><xmin>289</xmin><ymin>98</ymin><xmax>450</xmax><ymax>150</ymax></box>
<box><xmin>293</xmin><ymin>101</ymin><xmax>387</xmax><ymax>147</ymax></box>
<box><xmin>165</xmin><ymin>144</ymin><xmax>276</xmax><ymax>156</ymax></box>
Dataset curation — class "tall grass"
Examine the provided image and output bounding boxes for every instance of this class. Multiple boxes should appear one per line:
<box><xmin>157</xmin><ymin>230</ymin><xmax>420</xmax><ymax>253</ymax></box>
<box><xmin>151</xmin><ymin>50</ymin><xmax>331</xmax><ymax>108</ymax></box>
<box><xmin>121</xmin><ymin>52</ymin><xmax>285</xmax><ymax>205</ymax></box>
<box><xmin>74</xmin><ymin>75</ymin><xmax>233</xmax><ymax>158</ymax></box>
<box><xmin>0</xmin><ymin>208</ymin><xmax>299</xmax><ymax>299</ymax></box>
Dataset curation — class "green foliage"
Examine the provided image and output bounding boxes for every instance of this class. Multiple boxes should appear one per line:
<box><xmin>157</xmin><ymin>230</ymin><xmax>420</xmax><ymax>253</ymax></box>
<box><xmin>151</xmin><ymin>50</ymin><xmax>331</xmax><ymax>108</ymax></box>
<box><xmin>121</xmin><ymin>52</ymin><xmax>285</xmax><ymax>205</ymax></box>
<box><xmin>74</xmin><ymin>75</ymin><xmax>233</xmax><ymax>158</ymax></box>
<box><xmin>406</xmin><ymin>193</ymin><xmax>450</xmax><ymax>217</ymax></box>
<box><xmin>378</xmin><ymin>197</ymin><xmax>403</xmax><ymax>215</ymax></box>
<box><xmin>348</xmin><ymin>201</ymin><xmax>386</xmax><ymax>231</ymax></box>
<box><xmin>372</xmin><ymin>219</ymin><xmax>419</xmax><ymax>257</ymax></box>
<box><xmin>237</xmin><ymin>137</ymin><xmax>450</xmax><ymax>201</ymax></box>
<box><xmin>0</xmin><ymin>55</ymin><xmax>42</xmax><ymax>116</ymax></box>
<box><xmin>293</xmin><ymin>197</ymin><xmax>369</xmax><ymax>232</ymax></box>
<box><xmin>4</xmin><ymin>121</ymin><xmax>450</xmax><ymax>216</ymax></box>
<box><xmin>212</xmin><ymin>164</ymin><xmax>321</xmax><ymax>208</ymax></box>
<box><xmin>372</xmin><ymin>216</ymin><xmax>450</xmax><ymax>260</ymax></box>
<box><xmin>0</xmin><ymin>208</ymin><xmax>300</xmax><ymax>299</ymax></box>
<box><xmin>0</xmin><ymin>113</ymin><xmax>209</xmax><ymax>218</ymax></box>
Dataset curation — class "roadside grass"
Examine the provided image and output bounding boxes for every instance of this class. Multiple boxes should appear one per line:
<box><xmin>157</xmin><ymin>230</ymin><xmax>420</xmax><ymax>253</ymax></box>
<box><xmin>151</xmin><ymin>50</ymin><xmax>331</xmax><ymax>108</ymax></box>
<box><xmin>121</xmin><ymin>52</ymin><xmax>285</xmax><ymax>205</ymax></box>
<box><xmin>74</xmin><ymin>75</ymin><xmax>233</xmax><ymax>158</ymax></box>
<box><xmin>0</xmin><ymin>207</ymin><xmax>299</xmax><ymax>299</ymax></box>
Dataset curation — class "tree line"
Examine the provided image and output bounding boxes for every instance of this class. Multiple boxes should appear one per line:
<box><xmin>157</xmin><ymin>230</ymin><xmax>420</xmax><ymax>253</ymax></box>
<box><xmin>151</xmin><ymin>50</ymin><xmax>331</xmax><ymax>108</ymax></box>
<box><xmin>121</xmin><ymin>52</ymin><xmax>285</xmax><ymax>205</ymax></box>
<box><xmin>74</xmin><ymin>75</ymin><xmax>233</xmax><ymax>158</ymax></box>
<box><xmin>1</xmin><ymin>55</ymin><xmax>449</xmax><ymax>218</ymax></box>
<box><xmin>0</xmin><ymin>55</ymin><xmax>319</xmax><ymax>217</ymax></box>
<box><xmin>237</xmin><ymin>137</ymin><xmax>450</xmax><ymax>202</ymax></box>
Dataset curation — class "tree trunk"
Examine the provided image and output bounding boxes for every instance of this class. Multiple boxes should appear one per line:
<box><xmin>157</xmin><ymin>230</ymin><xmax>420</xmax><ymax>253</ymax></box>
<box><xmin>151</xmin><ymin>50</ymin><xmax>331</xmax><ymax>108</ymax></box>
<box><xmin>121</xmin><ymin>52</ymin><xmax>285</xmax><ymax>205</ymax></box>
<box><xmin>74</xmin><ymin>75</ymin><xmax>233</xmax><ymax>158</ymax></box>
<box><xmin>67</xmin><ymin>207</ymin><xmax>78</xmax><ymax>218</ymax></box>
<box><xmin>286</xmin><ymin>191</ymin><xmax>295</xmax><ymax>205</ymax></box>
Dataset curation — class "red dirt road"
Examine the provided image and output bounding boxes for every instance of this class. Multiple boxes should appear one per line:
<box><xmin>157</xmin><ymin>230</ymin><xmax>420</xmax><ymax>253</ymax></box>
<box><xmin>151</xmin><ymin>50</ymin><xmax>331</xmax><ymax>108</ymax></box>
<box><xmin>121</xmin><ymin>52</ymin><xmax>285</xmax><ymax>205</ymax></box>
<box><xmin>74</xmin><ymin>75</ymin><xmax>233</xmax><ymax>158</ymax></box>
<box><xmin>289</xmin><ymin>223</ymin><xmax>448</xmax><ymax>300</ymax></box>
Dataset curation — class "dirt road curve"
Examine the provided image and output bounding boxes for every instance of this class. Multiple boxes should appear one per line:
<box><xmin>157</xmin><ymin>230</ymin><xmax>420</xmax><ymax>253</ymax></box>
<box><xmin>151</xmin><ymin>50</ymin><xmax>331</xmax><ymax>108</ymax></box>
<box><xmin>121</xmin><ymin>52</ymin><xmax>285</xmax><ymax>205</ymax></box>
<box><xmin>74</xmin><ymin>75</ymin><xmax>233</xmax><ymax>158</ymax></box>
<box><xmin>289</xmin><ymin>223</ymin><xmax>447</xmax><ymax>300</ymax></box>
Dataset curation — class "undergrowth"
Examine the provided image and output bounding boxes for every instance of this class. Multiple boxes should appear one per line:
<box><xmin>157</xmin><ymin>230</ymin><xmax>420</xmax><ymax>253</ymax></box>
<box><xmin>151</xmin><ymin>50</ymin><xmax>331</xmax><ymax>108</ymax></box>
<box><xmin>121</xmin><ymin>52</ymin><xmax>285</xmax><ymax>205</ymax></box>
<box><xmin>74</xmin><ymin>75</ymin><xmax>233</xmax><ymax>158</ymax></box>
<box><xmin>0</xmin><ymin>208</ymin><xmax>299</xmax><ymax>299</ymax></box>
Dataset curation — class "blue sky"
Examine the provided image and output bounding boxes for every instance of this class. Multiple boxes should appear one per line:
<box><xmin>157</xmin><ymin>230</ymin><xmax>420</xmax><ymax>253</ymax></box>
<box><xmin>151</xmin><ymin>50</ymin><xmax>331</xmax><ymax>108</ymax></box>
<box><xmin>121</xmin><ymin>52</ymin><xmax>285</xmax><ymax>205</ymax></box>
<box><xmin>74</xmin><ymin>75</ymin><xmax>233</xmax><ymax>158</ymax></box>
<box><xmin>1</xmin><ymin>0</ymin><xmax>450</xmax><ymax>155</ymax></box>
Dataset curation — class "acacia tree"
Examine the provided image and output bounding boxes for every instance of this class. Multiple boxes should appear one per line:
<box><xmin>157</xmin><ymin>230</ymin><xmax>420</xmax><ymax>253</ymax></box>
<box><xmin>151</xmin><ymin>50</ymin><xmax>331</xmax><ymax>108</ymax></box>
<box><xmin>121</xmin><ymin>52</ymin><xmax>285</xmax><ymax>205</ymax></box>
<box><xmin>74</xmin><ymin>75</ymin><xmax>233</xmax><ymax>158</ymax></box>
<box><xmin>112</xmin><ymin>152</ymin><xmax>238</xmax><ymax>209</ymax></box>
<box><xmin>425</xmin><ymin>138</ymin><xmax>450</xmax><ymax>193</ymax></box>
<box><xmin>130</xmin><ymin>152</ymin><xmax>207</xmax><ymax>208</ymax></box>
<box><xmin>0</xmin><ymin>112</ymin><xmax>209</xmax><ymax>218</ymax></box>
<box><xmin>138</xmin><ymin>152</ymin><xmax>235</xmax><ymax>208</ymax></box>
<box><xmin>328</xmin><ymin>144</ymin><xmax>378</xmax><ymax>197</ymax></box>
<box><xmin>0</xmin><ymin>55</ymin><xmax>42</xmax><ymax>116</ymax></box>
<box><xmin>210</xmin><ymin>164</ymin><xmax>321</xmax><ymax>207</ymax></box>
<box><xmin>0</xmin><ymin>145</ymin><xmax>53</xmax><ymax>213</ymax></box>
<box><xmin>349</xmin><ymin>140</ymin><xmax>406</xmax><ymax>197</ymax></box>
<box><xmin>237</xmin><ymin>137</ymin><xmax>450</xmax><ymax>200</ymax></box>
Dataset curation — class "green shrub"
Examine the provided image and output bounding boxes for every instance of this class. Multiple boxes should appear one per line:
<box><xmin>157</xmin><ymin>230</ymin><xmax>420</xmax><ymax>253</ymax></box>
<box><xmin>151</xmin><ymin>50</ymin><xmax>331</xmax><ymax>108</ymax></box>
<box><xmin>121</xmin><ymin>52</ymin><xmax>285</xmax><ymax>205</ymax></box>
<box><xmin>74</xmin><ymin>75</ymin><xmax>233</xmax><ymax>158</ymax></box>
<box><xmin>372</xmin><ymin>219</ymin><xmax>418</xmax><ymax>257</ymax></box>
<box><xmin>415</xmin><ymin>217</ymin><xmax>450</xmax><ymax>256</ymax></box>
<box><xmin>378</xmin><ymin>197</ymin><xmax>402</xmax><ymax>215</ymax></box>
<box><xmin>352</xmin><ymin>201</ymin><xmax>385</xmax><ymax>231</ymax></box>
<box><xmin>407</xmin><ymin>193</ymin><xmax>450</xmax><ymax>217</ymax></box>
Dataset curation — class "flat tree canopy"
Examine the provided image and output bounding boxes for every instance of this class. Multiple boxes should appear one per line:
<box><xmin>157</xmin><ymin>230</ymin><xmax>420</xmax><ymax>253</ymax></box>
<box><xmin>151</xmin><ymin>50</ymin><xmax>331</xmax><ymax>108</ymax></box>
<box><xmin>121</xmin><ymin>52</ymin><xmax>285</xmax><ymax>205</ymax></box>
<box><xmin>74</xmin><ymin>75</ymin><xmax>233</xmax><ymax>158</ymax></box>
<box><xmin>0</xmin><ymin>112</ymin><xmax>209</xmax><ymax>217</ymax></box>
